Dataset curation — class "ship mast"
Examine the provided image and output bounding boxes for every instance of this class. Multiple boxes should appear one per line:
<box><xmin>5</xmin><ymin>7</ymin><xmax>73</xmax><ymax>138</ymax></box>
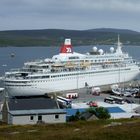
<box><xmin>116</xmin><ymin>35</ymin><xmax>123</xmax><ymax>54</ymax></box>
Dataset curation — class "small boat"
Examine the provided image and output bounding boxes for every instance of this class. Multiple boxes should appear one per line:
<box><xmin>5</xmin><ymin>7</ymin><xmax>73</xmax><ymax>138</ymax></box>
<box><xmin>0</xmin><ymin>87</ymin><xmax>4</xmax><ymax>92</ymax></box>
<box><xmin>10</xmin><ymin>53</ymin><xmax>15</xmax><ymax>57</ymax></box>
<box><xmin>111</xmin><ymin>85</ymin><xmax>139</xmax><ymax>97</ymax></box>
<box><xmin>111</xmin><ymin>88</ymin><xmax>124</xmax><ymax>96</ymax></box>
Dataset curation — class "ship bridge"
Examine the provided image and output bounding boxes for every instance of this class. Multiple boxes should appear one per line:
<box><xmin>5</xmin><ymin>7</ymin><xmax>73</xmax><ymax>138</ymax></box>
<box><xmin>52</xmin><ymin>52</ymin><xmax>86</xmax><ymax>62</ymax></box>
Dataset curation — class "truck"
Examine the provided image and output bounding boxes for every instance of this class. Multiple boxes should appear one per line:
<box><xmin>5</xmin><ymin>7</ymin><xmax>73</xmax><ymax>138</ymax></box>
<box><xmin>66</xmin><ymin>92</ymin><xmax>79</xmax><ymax>99</ymax></box>
<box><xmin>90</xmin><ymin>87</ymin><xmax>101</xmax><ymax>96</ymax></box>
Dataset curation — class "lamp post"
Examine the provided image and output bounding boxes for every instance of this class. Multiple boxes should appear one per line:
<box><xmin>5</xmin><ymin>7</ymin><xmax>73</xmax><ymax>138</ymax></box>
<box><xmin>134</xmin><ymin>79</ymin><xmax>140</xmax><ymax>104</ymax></box>
<box><xmin>137</xmin><ymin>82</ymin><xmax>140</xmax><ymax>104</ymax></box>
<box><xmin>2</xmin><ymin>64</ymin><xmax>7</xmax><ymax>76</ymax></box>
<box><xmin>76</xmin><ymin>67</ymin><xmax>79</xmax><ymax>93</ymax></box>
<box><xmin>1</xmin><ymin>64</ymin><xmax>9</xmax><ymax>101</ymax></box>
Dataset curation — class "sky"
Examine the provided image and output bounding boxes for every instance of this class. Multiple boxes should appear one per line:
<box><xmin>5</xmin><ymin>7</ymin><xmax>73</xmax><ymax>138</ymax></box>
<box><xmin>0</xmin><ymin>0</ymin><xmax>140</xmax><ymax>31</ymax></box>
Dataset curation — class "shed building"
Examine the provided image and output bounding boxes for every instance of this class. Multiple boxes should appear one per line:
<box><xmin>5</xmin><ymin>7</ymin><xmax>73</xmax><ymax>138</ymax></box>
<box><xmin>2</xmin><ymin>97</ymin><xmax>66</xmax><ymax>125</ymax></box>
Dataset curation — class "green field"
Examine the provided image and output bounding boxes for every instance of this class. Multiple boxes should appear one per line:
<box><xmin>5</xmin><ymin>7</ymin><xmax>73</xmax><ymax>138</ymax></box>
<box><xmin>0</xmin><ymin>119</ymin><xmax>140</xmax><ymax>140</ymax></box>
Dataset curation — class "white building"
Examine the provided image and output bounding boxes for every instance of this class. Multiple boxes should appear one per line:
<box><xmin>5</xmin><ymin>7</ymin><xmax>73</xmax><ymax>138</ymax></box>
<box><xmin>2</xmin><ymin>97</ymin><xmax>66</xmax><ymax>125</ymax></box>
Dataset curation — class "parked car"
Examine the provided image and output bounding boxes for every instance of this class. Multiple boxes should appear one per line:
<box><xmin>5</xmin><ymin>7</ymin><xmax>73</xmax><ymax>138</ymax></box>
<box><xmin>124</xmin><ymin>99</ymin><xmax>134</xmax><ymax>104</ymax></box>
<box><xmin>87</xmin><ymin>101</ymin><xmax>98</xmax><ymax>107</ymax></box>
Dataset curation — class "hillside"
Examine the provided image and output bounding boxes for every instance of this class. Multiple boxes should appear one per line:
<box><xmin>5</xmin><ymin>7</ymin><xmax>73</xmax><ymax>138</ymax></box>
<box><xmin>0</xmin><ymin>119</ymin><xmax>140</xmax><ymax>140</ymax></box>
<box><xmin>0</xmin><ymin>28</ymin><xmax>140</xmax><ymax>46</ymax></box>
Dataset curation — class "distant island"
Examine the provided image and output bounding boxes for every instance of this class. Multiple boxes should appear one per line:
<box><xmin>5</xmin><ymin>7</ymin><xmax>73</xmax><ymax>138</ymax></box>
<box><xmin>0</xmin><ymin>28</ymin><xmax>140</xmax><ymax>47</ymax></box>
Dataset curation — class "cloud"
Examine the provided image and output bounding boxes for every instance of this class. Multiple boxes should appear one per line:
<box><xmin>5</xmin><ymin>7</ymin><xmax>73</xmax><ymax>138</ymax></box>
<box><xmin>1</xmin><ymin>0</ymin><xmax>140</xmax><ymax>14</ymax></box>
<box><xmin>64</xmin><ymin>0</ymin><xmax>140</xmax><ymax>13</ymax></box>
<box><xmin>0</xmin><ymin>0</ymin><xmax>140</xmax><ymax>31</ymax></box>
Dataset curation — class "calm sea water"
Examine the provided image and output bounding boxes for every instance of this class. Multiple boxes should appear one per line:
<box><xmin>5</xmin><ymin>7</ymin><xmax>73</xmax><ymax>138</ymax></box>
<box><xmin>0</xmin><ymin>45</ymin><xmax>140</xmax><ymax>76</ymax></box>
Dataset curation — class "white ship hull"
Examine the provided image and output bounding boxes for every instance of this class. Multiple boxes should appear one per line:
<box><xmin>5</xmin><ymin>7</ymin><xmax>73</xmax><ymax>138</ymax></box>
<box><xmin>5</xmin><ymin>66</ymin><xmax>139</xmax><ymax>96</ymax></box>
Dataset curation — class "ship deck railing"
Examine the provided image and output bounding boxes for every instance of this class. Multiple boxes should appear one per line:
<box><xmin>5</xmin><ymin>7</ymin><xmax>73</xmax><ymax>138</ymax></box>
<box><xmin>4</xmin><ymin>64</ymin><xmax>135</xmax><ymax>81</ymax></box>
<box><xmin>7</xmin><ymin>63</ymin><xmax>134</xmax><ymax>75</ymax></box>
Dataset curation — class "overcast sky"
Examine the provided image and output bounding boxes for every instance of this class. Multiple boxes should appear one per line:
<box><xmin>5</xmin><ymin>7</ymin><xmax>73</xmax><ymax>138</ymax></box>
<box><xmin>0</xmin><ymin>0</ymin><xmax>140</xmax><ymax>31</ymax></box>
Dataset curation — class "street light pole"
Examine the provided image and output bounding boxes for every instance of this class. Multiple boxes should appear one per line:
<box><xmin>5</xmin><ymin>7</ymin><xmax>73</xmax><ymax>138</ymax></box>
<box><xmin>1</xmin><ymin>64</ymin><xmax>9</xmax><ymax>101</ymax></box>
<box><xmin>135</xmin><ymin>79</ymin><xmax>140</xmax><ymax>104</ymax></box>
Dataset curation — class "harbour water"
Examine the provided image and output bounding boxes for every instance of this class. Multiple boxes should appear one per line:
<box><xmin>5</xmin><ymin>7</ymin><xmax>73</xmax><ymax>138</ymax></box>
<box><xmin>0</xmin><ymin>45</ymin><xmax>140</xmax><ymax>78</ymax></box>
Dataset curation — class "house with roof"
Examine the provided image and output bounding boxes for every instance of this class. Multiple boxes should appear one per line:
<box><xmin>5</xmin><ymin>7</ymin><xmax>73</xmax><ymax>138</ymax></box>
<box><xmin>2</xmin><ymin>97</ymin><xmax>66</xmax><ymax>125</ymax></box>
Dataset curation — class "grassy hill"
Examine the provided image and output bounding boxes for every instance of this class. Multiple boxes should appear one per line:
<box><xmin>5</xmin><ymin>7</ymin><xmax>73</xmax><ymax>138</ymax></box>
<box><xmin>0</xmin><ymin>119</ymin><xmax>140</xmax><ymax>140</ymax></box>
<box><xmin>0</xmin><ymin>28</ymin><xmax>140</xmax><ymax>46</ymax></box>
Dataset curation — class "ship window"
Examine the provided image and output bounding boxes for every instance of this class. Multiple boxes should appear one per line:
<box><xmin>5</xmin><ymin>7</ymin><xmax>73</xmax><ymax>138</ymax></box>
<box><xmin>42</xmin><ymin>75</ymin><xmax>50</xmax><ymax>78</ymax></box>
<box><xmin>42</xmin><ymin>65</ymin><xmax>49</xmax><ymax>68</ymax></box>
<box><xmin>69</xmin><ymin>56</ymin><xmax>79</xmax><ymax>59</ymax></box>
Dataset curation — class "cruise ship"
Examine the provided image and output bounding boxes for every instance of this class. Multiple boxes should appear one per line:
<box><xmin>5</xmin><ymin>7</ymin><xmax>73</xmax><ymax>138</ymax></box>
<box><xmin>3</xmin><ymin>37</ymin><xmax>140</xmax><ymax>96</ymax></box>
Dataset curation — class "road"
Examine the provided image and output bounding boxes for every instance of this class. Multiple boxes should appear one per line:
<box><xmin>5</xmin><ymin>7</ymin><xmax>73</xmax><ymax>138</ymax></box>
<box><xmin>62</xmin><ymin>87</ymin><xmax>140</xmax><ymax>104</ymax></box>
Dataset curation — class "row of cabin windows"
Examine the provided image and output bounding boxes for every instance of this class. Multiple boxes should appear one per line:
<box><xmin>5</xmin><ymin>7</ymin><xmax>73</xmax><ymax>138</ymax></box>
<box><xmin>26</xmin><ymin>65</ymin><xmax>129</xmax><ymax>79</ymax></box>
<box><xmin>27</xmin><ymin>75</ymin><xmax>50</xmax><ymax>79</ymax></box>
<box><xmin>51</xmin><ymin>70</ymin><xmax>110</xmax><ymax>78</ymax></box>
<box><xmin>26</xmin><ymin>71</ymin><xmax>108</xmax><ymax>79</ymax></box>
<box><xmin>39</xmin><ymin>67</ymin><xmax>130</xmax><ymax>79</ymax></box>
<box><xmin>81</xmin><ymin>58</ymin><xmax>121</xmax><ymax>62</ymax></box>
<box><xmin>6</xmin><ymin>68</ymin><xmax>131</xmax><ymax>86</ymax></box>
<box><xmin>94</xmin><ymin>59</ymin><xmax>121</xmax><ymax>62</ymax></box>
<box><xmin>6</xmin><ymin>68</ymin><xmax>131</xmax><ymax>83</ymax></box>
<box><xmin>5</xmin><ymin>76</ymin><xmax>85</xmax><ymax>86</ymax></box>
<box><xmin>30</xmin><ymin>114</ymin><xmax>59</xmax><ymax>121</ymax></box>
<box><xmin>87</xmin><ymin>59</ymin><xmax>122</xmax><ymax>63</ymax></box>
